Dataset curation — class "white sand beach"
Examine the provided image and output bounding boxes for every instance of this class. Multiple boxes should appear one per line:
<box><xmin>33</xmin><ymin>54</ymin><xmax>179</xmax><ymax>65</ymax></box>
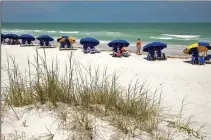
<box><xmin>1</xmin><ymin>45</ymin><xmax>211</xmax><ymax>140</ymax></box>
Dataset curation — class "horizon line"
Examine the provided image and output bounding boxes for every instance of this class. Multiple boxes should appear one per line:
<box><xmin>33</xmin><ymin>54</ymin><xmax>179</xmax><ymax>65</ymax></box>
<box><xmin>2</xmin><ymin>21</ymin><xmax>211</xmax><ymax>23</ymax></box>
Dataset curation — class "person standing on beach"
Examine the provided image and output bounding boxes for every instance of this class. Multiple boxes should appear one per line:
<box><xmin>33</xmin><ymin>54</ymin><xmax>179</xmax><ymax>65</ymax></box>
<box><xmin>136</xmin><ymin>38</ymin><xmax>141</xmax><ymax>55</ymax></box>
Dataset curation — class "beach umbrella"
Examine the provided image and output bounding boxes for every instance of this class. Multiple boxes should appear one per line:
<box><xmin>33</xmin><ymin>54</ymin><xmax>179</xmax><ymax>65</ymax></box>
<box><xmin>57</xmin><ymin>36</ymin><xmax>69</xmax><ymax>42</ymax></box>
<box><xmin>143</xmin><ymin>42</ymin><xmax>167</xmax><ymax>52</ymax></box>
<box><xmin>80</xmin><ymin>37</ymin><xmax>99</xmax><ymax>46</ymax></box>
<box><xmin>58</xmin><ymin>36</ymin><xmax>76</xmax><ymax>44</ymax></box>
<box><xmin>183</xmin><ymin>42</ymin><xmax>211</xmax><ymax>55</ymax></box>
<box><xmin>68</xmin><ymin>37</ymin><xmax>76</xmax><ymax>44</ymax></box>
<box><xmin>1</xmin><ymin>33</ymin><xmax>5</xmax><ymax>39</ymax></box>
<box><xmin>4</xmin><ymin>34</ymin><xmax>19</xmax><ymax>39</ymax></box>
<box><xmin>36</xmin><ymin>35</ymin><xmax>54</xmax><ymax>41</ymax></box>
<box><xmin>20</xmin><ymin>34</ymin><xmax>35</xmax><ymax>41</ymax></box>
<box><xmin>108</xmin><ymin>40</ymin><xmax>130</xmax><ymax>47</ymax></box>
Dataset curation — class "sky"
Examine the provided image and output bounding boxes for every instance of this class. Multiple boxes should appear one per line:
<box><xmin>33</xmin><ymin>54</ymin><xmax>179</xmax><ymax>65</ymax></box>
<box><xmin>1</xmin><ymin>1</ymin><xmax>211</xmax><ymax>23</ymax></box>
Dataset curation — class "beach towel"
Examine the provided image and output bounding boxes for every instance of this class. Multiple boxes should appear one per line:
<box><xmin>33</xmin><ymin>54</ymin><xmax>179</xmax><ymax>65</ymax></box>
<box><xmin>116</xmin><ymin>52</ymin><xmax>121</xmax><ymax>57</ymax></box>
<box><xmin>122</xmin><ymin>53</ymin><xmax>129</xmax><ymax>57</ymax></box>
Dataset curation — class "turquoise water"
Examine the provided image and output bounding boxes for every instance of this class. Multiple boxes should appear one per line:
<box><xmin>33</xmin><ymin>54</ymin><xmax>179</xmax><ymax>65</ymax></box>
<box><xmin>2</xmin><ymin>22</ymin><xmax>211</xmax><ymax>47</ymax></box>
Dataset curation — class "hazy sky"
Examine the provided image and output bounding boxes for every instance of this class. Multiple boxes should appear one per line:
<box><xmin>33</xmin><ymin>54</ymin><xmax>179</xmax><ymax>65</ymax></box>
<box><xmin>2</xmin><ymin>1</ymin><xmax>211</xmax><ymax>22</ymax></box>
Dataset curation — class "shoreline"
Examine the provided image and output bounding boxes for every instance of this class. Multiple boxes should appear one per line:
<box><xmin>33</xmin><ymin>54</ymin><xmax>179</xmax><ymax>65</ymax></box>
<box><xmin>1</xmin><ymin>44</ymin><xmax>192</xmax><ymax>59</ymax></box>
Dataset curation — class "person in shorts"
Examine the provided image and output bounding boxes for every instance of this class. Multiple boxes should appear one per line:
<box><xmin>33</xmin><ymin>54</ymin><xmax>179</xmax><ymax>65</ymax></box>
<box><xmin>136</xmin><ymin>38</ymin><xmax>142</xmax><ymax>55</ymax></box>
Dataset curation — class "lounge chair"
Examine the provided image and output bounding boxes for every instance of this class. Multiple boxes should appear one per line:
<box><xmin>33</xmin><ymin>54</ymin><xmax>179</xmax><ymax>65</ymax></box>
<box><xmin>90</xmin><ymin>46</ymin><xmax>96</xmax><ymax>54</ymax></box>
<box><xmin>20</xmin><ymin>40</ymin><xmax>27</xmax><ymax>47</ymax></box>
<box><xmin>156</xmin><ymin>49</ymin><xmax>162</xmax><ymax>59</ymax></box>
<box><xmin>60</xmin><ymin>42</ymin><xmax>65</xmax><ymax>48</ymax></box>
<box><xmin>113</xmin><ymin>46</ymin><xmax>118</xmax><ymax>53</ymax></box>
<box><xmin>198</xmin><ymin>56</ymin><xmax>205</xmax><ymax>65</ymax></box>
<box><xmin>191</xmin><ymin>56</ymin><xmax>195</xmax><ymax>64</ymax></box>
<box><xmin>67</xmin><ymin>42</ymin><xmax>72</xmax><ymax>49</ymax></box>
<box><xmin>59</xmin><ymin>42</ymin><xmax>66</xmax><ymax>51</ymax></box>
<box><xmin>204</xmin><ymin>55</ymin><xmax>211</xmax><ymax>64</ymax></box>
<box><xmin>1</xmin><ymin>38</ymin><xmax>6</xmax><ymax>43</ymax></box>
<box><xmin>83</xmin><ymin>45</ymin><xmax>89</xmax><ymax>54</ymax></box>
<box><xmin>147</xmin><ymin>50</ymin><xmax>155</xmax><ymax>61</ymax></box>
<box><xmin>27</xmin><ymin>40</ymin><xmax>33</xmax><ymax>45</ymax></box>
<box><xmin>155</xmin><ymin>49</ymin><xmax>167</xmax><ymax>60</ymax></box>
<box><xmin>191</xmin><ymin>56</ymin><xmax>199</xmax><ymax>64</ymax></box>
<box><xmin>40</xmin><ymin>40</ymin><xmax>44</xmax><ymax>46</ymax></box>
<box><xmin>22</xmin><ymin>39</ymin><xmax>26</xmax><ymax>45</ymax></box>
<box><xmin>45</xmin><ymin>41</ymin><xmax>51</xmax><ymax>47</ymax></box>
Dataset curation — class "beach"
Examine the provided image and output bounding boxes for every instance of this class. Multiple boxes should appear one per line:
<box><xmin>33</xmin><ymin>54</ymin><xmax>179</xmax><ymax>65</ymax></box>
<box><xmin>2</xmin><ymin>22</ymin><xmax>211</xmax><ymax>56</ymax></box>
<box><xmin>1</xmin><ymin>45</ymin><xmax>211</xmax><ymax>139</ymax></box>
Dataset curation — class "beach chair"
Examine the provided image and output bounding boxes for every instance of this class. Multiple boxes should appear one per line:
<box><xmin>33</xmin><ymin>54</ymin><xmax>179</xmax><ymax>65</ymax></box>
<box><xmin>59</xmin><ymin>42</ymin><xmax>65</xmax><ymax>51</ymax></box>
<box><xmin>198</xmin><ymin>56</ymin><xmax>205</xmax><ymax>65</ymax></box>
<box><xmin>191</xmin><ymin>50</ymin><xmax>199</xmax><ymax>64</ymax></box>
<box><xmin>21</xmin><ymin>40</ymin><xmax>26</xmax><ymax>46</ymax></box>
<box><xmin>83</xmin><ymin>45</ymin><xmax>89</xmax><ymax>54</ymax></box>
<box><xmin>40</xmin><ymin>40</ymin><xmax>44</xmax><ymax>46</ymax></box>
<box><xmin>204</xmin><ymin>55</ymin><xmax>211</xmax><ymax>64</ymax></box>
<box><xmin>27</xmin><ymin>40</ymin><xmax>33</xmax><ymax>45</ymax></box>
<box><xmin>113</xmin><ymin>46</ymin><xmax>118</xmax><ymax>53</ymax></box>
<box><xmin>147</xmin><ymin>50</ymin><xmax>155</xmax><ymax>61</ymax></box>
<box><xmin>156</xmin><ymin>49</ymin><xmax>162</xmax><ymax>60</ymax></box>
<box><xmin>162</xmin><ymin>53</ymin><xmax>167</xmax><ymax>60</ymax></box>
<box><xmin>60</xmin><ymin>43</ymin><xmax>65</xmax><ymax>48</ymax></box>
<box><xmin>45</xmin><ymin>41</ymin><xmax>51</xmax><ymax>47</ymax></box>
<box><xmin>66</xmin><ymin>42</ymin><xmax>72</xmax><ymax>49</ymax></box>
<box><xmin>1</xmin><ymin>38</ymin><xmax>5</xmax><ymax>43</ymax></box>
<box><xmin>90</xmin><ymin>45</ymin><xmax>96</xmax><ymax>54</ymax></box>
<box><xmin>155</xmin><ymin>48</ymin><xmax>166</xmax><ymax>60</ymax></box>
<box><xmin>191</xmin><ymin>56</ymin><xmax>199</xmax><ymax>64</ymax></box>
<box><xmin>191</xmin><ymin>56</ymin><xmax>196</xmax><ymax>64</ymax></box>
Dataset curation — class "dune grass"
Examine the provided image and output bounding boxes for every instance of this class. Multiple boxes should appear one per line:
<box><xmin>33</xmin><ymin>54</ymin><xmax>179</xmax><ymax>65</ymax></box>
<box><xmin>1</xmin><ymin>48</ymin><xmax>205</xmax><ymax>140</ymax></box>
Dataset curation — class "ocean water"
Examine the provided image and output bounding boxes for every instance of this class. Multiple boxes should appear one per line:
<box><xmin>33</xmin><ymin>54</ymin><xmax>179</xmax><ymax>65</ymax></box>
<box><xmin>2</xmin><ymin>22</ymin><xmax>211</xmax><ymax>55</ymax></box>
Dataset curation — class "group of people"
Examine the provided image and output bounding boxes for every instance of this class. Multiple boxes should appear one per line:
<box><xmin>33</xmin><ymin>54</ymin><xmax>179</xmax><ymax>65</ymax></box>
<box><xmin>113</xmin><ymin>47</ymin><xmax>130</xmax><ymax>57</ymax></box>
<box><xmin>113</xmin><ymin>38</ymin><xmax>142</xmax><ymax>57</ymax></box>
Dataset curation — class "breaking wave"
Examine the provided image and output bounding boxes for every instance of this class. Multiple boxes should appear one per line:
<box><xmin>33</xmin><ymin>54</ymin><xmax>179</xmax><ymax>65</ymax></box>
<box><xmin>162</xmin><ymin>34</ymin><xmax>200</xmax><ymax>39</ymax></box>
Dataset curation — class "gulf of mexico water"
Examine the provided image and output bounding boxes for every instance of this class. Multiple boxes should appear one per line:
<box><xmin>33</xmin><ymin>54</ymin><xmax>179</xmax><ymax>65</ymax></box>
<box><xmin>2</xmin><ymin>22</ymin><xmax>211</xmax><ymax>55</ymax></box>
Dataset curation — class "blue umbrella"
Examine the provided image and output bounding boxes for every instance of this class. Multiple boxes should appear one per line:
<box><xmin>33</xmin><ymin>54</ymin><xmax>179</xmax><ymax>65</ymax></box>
<box><xmin>108</xmin><ymin>40</ymin><xmax>130</xmax><ymax>47</ymax></box>
<box><xmin>4</xmin><ymin>34</ymin><xmax>19</xmax><ymax>39</ymax></box>
<box><xmin>80</xmin><ymin>37</ymin><xmax>99</xmax><ymax>46</ymax></box>
<box><xmin>198</xmin><ymin>42</ymin><xmax>211</xmax><ymax>50</ymax></box>
<box><xmin>1</xmin><ymin>33</ymin><xmax>5</xmax><ymax>39</ymax></box>
<box><xmin>36</xmin><ymin>35</ymin><xmax>54</xmax><ymax>41</ymax></box>
<box><xmin>143</xmin><ymin>42</ymin><xmax>167</xmax><ymax>52</ymax></box>
<box><xmin>20</xmin><ymin>34</ymin><xmax>35</xmax><ymax>41</ymax></box>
